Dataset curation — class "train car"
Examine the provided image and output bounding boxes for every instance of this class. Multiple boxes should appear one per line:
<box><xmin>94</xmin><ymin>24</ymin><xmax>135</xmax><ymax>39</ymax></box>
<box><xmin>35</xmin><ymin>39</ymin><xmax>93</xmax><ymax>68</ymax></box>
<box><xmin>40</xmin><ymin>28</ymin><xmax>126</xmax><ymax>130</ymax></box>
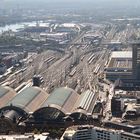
<box><xmin>47</xmin><ymin>57</ymin><xmax>55</xmax><ymax>63</ymax></box>
<box><xmin>15</xmin><ymin>69</ymin><xmax>22</xmax><ymax>75</ymax></box>
<box><xmin>44</xmin><ymin>57</ymin><xmax>52</xmax><ymax>63</ymax></box>
<box><xmin>88</xmin><ymin>56</ymin><xmax>95</xmax><ymax>64</ymax></box>
<box><xmin>44</xmin><ymin>57</ymin><xmax>55</xmax><ymax>64</ymax></box>
<box><xmin>2</xmin><ymin>81</ymin><xmax>10</xmax><ymax>86</ymax></box>
<box><xmin>94</xmin><ymin>64</ymin><xmax>101</xmax><ymax>74</ymax></box>
<box><xmin>80</xmin><ymin>55</ymin><xmax>85</xmax><ymax>61</ymax></box>
<box><xmin>21</xmin><ymin>67</ymin><xmax>27</xmax><ymax>72</ymax></box>
<box><xmin>69</xmin><ymin>67</ymin><xmax>77</xmax><ymax>77</ymax></box>
<box><xmin>104</xmin><ymin>60</ymin><xmax>109</xmax><ymax>67</ymax></box>
<box><xmin>88</xmin><ymin>53</ymin><xmax>94</xmax><ymax>62</ymax></box>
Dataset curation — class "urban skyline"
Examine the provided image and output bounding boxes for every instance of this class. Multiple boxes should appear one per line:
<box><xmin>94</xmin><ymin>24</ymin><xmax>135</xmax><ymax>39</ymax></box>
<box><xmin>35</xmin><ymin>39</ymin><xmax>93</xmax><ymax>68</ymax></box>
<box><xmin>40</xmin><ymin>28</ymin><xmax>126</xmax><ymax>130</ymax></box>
<box><xmin>0</xmin><ymin>0</ymin><xmax>140</xmax><ymax>139</ymax></box>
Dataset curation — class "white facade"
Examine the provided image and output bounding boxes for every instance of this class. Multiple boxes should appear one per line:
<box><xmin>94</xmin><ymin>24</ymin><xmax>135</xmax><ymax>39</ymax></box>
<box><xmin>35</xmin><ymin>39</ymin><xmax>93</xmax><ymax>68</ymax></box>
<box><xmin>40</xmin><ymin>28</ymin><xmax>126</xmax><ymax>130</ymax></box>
<box><xmin>61</xmin><ymin>126</ymin><xmax>140</xmax><ymax>140</ymax></box>
<box><xmin>121</xmin><ymin>132</ymin><xmax>140</xmax><ymax>140</ymax></box>
<box><xmin>0</xmin><ymin>134</ymin><xmax>49</xmax><ymax>140</ymax></box>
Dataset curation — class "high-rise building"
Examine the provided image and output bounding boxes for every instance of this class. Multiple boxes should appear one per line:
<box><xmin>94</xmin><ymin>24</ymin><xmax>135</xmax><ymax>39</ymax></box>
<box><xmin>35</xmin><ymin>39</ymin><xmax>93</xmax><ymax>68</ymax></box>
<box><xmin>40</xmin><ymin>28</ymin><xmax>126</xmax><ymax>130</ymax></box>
<box><xmin>132</xmin><ymin>42</ymin><xmax>140</xmax><ymax>80</ymax></box>
<box><xmin>111</xmin><ymin>97</ymin><xmax>124</xmax><ymax>117</ymax></box>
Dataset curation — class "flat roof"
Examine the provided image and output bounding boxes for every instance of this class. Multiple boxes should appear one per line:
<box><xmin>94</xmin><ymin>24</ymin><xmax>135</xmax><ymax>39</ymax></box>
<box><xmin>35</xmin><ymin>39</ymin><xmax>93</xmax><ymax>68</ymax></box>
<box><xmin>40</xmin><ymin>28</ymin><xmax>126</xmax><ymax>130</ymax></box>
<box><xmin>107</xmin><ymin>51</ymin><xmax>132</xmax><ymax>69</ymax></box>
<box><xmin>111</xmin><ymin>51</ymin><xmax>132</xmax><ymax>59</ymax></box>
<box><xmin>40</xmin><ymin>32</ymin><xmax>68</xmax><ymax>36</ymax></box>
<box><xmin>0</xmin><ymin>134</ymin><xmax>48</xmax><ymax>140</ymax></box>
<box><xmin>108</xmin><ymin>58</ymin><xmax>132</xmax><ymax>69</ymax></box>
<box><xmin>60</xmin><ymin>23</ymin><xmax>76</xmax><ymax>28</ymax></box>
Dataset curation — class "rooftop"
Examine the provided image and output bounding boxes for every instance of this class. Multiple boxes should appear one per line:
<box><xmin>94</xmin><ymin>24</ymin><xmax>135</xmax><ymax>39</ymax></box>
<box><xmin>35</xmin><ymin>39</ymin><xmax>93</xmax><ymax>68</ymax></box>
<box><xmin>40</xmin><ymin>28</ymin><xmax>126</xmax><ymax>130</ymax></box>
<box><xmin>0</xmin><ymin>86</ymin><xmax>16</xmax><ymax>108</ymax></box>
<box><xmin>60</xmin><ymin>23</ymin><xmax>76</xmax><ymax>28</ymax></box>
<box><xmin>107</xmin><ymin>51</ymin><xmax>132</xmax><ymax>69</ymax></box>
<box><xmin>111</xmin><ymin>51</ymin><xmax>132</xmax><ymax>59</ymax></box>
<box><xmin>5</xmin><ymin>87</ymin><xmax>48</xmax><ymax>113</ymax></box>
<box><xmin>0</xmin><ymin>134</ymin><xmax>49</xmax><ymax>140</ymax></box>
<box><xmin>41</xmin><ymin>87</ymin><xmax>79</xmax><ymax>114</ymax></box>
<box><xmin>108</xmin><ymin>58</ymin><xmax>132</xmax><ymax>69</ymax></box>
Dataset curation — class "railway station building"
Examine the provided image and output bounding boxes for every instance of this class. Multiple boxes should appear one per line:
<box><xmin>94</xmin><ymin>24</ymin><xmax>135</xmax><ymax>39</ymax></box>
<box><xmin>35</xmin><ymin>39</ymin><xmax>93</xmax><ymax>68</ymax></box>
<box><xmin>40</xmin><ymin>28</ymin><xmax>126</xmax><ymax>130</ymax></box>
<box><xmin>105</xmin><ymin>51</ymin><xmax>132</xmax><ymax>81</ymax></box>
<box><xmin>0</xmin><ymin>86</ymin><xmax>99</xmax><ymax>131</ymax></box>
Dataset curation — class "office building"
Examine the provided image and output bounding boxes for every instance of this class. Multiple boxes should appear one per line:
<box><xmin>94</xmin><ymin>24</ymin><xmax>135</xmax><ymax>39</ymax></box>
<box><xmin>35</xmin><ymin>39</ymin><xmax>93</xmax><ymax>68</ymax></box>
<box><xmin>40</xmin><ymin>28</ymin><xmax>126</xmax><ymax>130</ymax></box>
<box><xmin>132</xmin><ymin>42</ymin><xmax>140</xmax><ymax>80</ymax></box>
<box><xmin>111</xmin><ymin>97</ymin><xmax>124</xmax><ymax>117</ymax></box>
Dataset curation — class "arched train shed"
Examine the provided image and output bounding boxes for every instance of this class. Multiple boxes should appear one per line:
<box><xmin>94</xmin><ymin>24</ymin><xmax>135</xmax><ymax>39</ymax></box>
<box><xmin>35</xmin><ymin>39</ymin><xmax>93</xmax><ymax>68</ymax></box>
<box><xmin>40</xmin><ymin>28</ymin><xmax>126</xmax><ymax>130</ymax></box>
<box><xmin>33</xmin><ymin>87</ymin><xmax>79</xmax><ymax>121</ymax></box>
<box><xmin>0</xmin><ymin>86</ymin><xmax>48</xmax><ymax>130</ymax></box>
<box><xmin>0</xmin><ymin>86</ymin><xmax>16</xmax><ymax>108</ymax></box>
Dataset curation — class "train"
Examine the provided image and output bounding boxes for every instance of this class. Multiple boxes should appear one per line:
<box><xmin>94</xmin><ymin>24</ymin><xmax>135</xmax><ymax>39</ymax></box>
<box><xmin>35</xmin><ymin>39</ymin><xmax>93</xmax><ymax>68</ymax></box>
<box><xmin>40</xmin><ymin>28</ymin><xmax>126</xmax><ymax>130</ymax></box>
<box><xmin>69</xmin><ymin>67</ymin><xmax>77</xmax><ymax>77</ymax></box>
<box><xmin>87</xmin><ymin>53</ymin><xmax>95</xmax><ymax>64</ymax></box>
<box><xmin>93</xmin><ymin>64</ymin><xmax>101</xmax><ymax>74</ymax></box>
<box><xmin>1</xmin><ymin>79</ymin><xmax>16</xmax><ymax>87</ymax></box>
<box><xmin>88</xmin><ymin>56</ymin><xmax>96</xmax><ymax>64</ymax></box>
<box><xmin>82</xmin><ymin>44</ymin><xmax>88</xmax><ymax>50</ymax></box>
<box><xmin>80</xmin><ymin>55</ymin><xmax>85</xmax><ymax>61</ymax></box>
<box><xmin>44</xmin><ymin>57</ymin><xmax>55</xmax><ymax>64</ymax></box>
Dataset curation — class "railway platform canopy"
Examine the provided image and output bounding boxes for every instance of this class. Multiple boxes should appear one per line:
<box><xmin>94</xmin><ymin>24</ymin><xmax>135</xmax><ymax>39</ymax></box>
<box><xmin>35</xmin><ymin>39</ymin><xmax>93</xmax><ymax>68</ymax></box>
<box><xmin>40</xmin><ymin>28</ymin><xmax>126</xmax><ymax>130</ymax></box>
<box><xmin>70</xmin><ymin>90</ymin><xmax>96</xmax><ymax>120</ymax></box>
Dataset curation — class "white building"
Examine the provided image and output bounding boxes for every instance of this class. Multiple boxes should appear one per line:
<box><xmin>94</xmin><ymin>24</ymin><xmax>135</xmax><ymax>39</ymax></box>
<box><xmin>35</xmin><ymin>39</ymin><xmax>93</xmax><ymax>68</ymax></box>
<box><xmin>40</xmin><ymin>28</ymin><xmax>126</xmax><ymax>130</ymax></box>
<box><xmin>40</xmin><ymin>32</ymin><xmax>69</xmax><ymax>42</ymax></box>
<box><xmin>0</xmin><ymin>133</ymin><xmax>49</xmax><ymax>140</ymax></box>
<box><xmin>61</xmin><ymin>125</ymin><xmax>140</xmax><ymax>140</ymax></box>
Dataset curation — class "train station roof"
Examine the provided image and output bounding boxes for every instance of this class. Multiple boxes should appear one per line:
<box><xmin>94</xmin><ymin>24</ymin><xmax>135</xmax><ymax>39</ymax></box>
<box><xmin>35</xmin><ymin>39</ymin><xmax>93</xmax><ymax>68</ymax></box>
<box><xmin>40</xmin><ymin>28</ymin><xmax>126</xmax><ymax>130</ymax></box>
<box><xmin>107</xmin><ymin>51</ymin><xmax>132</xmax><ymax>70</ymax></box>
<box><xmin>72</xmin><ymin>90</ymin><xmax>95</xmax><ymax>115</ymax></box>
<box><xmin>0</xmin><ymin>86</ymin><xmax>16</xmax><ymax>108</ymax></box>
<box><xmin>5</xmin><ymin>87</ymin><xmax>49</xmax><ymax>113</ymax></box>
<box><xmin>111</xmin><ymin>51</ymin><xmax>132</xmax><ymax>59</ymax></box>
<box><xmin>41</xmin><ymin>87</ymin><xmax>79</xmax><ymax>114</ymax></box>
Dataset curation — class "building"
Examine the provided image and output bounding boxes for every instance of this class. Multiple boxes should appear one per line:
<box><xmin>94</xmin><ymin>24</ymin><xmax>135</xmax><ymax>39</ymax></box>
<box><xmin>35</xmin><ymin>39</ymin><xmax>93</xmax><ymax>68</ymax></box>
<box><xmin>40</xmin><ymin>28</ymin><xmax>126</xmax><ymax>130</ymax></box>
<box><xmin>70</xmin><ymin>90</ymin><xmax>101</xmax><ymax>121</ymax></box>
<box><xmin>55</xmin><ymin>23</ymin><xmax>80</xmax><ymax>33</ymax></box>
<box><xmin>2</xmin><ymin>53</ymin><xmax>24</xmax><ymax>68</ymax></box>
<box><xmin>121</xmin><ymin>132</ymin><xmax>140</xmax><ymax>140</ymax></box>
<box><xmin>83</xmin><ymin>33</ymin><xmax>102</xmax><ymax>45</ymax></box>
<box><xmin>33</xmin><ymin>87</ymin><xmax>79</xmax><ymax>121</ymax></box>
<box><xmin>0</xmin><ymin>133</ymin><xmax>49</xmax><ymax>140</ymax></box>
<box><xmin>132</xmin><ymin>42</ymin><xmax>140</xmax><ymax>80</ymax></box>
<box><xmin>33</xmin><ymin>88</ymin><xmax>97</xmax><ymax>122</ymax></box>
<box><xmin>40</xmin><ymin>32</ymin><xmax>69</xmax><ymax>42</ymax></box>
<box><xmin>111</xmin><ymin>97</ymin><xmax>124</xmax><ymax>117</ymax></box>
<box><xmin>123</xmin><ymin>103</ymin><xmax>140</xmax><ymax>120</ymax></box>
<box><xmin>0</xmin><ymin>86</ymin><xmax>100</xmax><ymax>132</ymax></box>
<box><xmin>0</xmin><ymin>86</ymin><xmax>49</xmax><ymax>132</ymax></box>
<box><xmin>105</xmin><ymin>51</ymin><xmax>132</xmax><ymax>81</ymax></box>
<box><xmin>60</xmin><ymin>125</ymin><xmax>140</xmax><ymax>140</ymax></box>
<box><xmin>110</xmin><ymin>88</ymin><xmax>140</xmax><ymax>126</ymax></box>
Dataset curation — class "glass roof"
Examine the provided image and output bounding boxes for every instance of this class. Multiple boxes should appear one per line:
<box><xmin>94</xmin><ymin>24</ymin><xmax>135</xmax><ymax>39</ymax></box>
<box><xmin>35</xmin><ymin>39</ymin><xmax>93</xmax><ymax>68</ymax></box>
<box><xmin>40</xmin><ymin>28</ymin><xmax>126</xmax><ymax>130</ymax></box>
<box><xmin>43</xmin><ymin>87</ymin><xmax>74</xmax><ymax>108</ymax></box>
<box><xmin>7</xmin><ymin>87</ymin><xmax>40</xmax><ymax>110</ymax></box>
